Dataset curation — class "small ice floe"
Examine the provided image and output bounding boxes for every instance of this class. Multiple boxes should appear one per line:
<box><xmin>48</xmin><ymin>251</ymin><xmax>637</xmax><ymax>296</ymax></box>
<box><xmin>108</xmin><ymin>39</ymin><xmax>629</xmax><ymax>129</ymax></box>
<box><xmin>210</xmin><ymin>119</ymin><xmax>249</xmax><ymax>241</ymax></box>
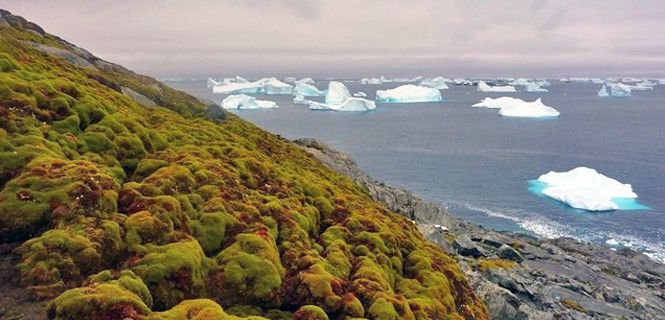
<box><xmin>420</xmin><ymin>77</ymin><xmax>450</xmax><ymax>89</ymax></box>
<box><xmin>472</xmin><ymin>97</ymin><xmax>560</xmax><ymax>118</ymax></box>
<box><xmin>477</xmin><ymin>81</ymin><xmax>517</xmax><ymax>92</ymax></box>
<box><xmin>221</xmin><ymin>94</ymin><xmax>278</xmax><ymax>110</ymax></box>
<box><xmin>598</xmin><ymin>83</ymin><xmax>632</xmax><ymax>97</ymax></box>
<box><xmin>375</xmin><ymin>84</ymin><xmax>442</xmax><ymax>103</ymax></box>
<box><xmin>533</xmin><ymin>167</ymin><xmax>647</xmax><ymax>211</ymax></box>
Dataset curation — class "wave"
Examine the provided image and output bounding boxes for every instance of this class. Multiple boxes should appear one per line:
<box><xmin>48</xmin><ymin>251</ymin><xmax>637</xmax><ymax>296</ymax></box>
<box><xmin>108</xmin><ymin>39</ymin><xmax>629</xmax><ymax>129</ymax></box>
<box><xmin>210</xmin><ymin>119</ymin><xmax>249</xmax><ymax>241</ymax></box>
<box><xmin>446</xmin><ymin>199</ymin><xmax>665</xmax><ymax>263</ymax></box>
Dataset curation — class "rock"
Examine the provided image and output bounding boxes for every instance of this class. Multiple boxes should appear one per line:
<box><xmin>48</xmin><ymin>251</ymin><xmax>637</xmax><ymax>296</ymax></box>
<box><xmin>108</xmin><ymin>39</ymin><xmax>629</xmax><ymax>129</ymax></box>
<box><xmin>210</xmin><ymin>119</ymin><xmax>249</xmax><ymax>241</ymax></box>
<box><xmin>453</xmin><ymin>235</ymin><xmax>487</xmax><ymax>258</ymax></box>
<box><xmin>624</xmin><ymin>273</ymin><xmax>641</xmax><ymax>284</ymax></box>
<box><xmin>121</xmin><ymin>87</ymin><xmax>157</xmax><ymax>108</ymax></box>
<box><xmin>497</xmin><ymin>245</ymin><xmax>524</xmax><ymax>263</ymax></box>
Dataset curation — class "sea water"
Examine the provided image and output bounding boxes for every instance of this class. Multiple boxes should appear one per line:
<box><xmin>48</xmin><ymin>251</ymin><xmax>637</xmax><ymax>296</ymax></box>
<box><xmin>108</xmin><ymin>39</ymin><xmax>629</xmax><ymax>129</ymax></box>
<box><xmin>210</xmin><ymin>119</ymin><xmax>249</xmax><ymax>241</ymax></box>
<box><xmin>166</xmin><ymin>79</ymin><xmax>665</xmax><ymax>262</ymax></box>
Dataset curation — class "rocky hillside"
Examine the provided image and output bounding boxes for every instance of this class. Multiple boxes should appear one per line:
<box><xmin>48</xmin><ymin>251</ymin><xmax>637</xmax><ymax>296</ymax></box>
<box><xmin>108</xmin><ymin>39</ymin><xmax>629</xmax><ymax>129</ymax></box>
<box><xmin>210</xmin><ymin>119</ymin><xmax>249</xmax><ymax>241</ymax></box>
<box><xmin>0</xmin><ymin>9</ymin><xmax>487</xmax><ymax>320</ymax></box>
<box><xmin>296</xmin><ymin>139</ymin><xmax>665</xmax><ymax>320</ymax></box>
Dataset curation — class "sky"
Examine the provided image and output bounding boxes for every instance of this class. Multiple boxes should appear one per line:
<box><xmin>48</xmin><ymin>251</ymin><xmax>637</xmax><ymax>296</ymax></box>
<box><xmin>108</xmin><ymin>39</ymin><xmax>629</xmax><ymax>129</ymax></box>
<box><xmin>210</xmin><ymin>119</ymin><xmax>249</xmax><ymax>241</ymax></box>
<box><xmin>4</xmin><ymin>0</ymin><xmax>665</xmax><ymax>78</ymax></box>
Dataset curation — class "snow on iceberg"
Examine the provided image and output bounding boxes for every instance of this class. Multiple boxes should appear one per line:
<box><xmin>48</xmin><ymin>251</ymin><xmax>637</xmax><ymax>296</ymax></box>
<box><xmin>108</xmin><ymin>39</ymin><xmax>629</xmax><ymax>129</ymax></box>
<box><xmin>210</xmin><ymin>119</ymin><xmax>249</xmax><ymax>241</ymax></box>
<box><xmin>308</xmin><ymin>81</ymin><xmax>375</xmax><ymax>111</ymax></box>
<box><xmin>212</xmin><ymin>77</ymin><xmax>293</xmax><ymax>95</ymax></box>
<box><xmin>420</xmin><ymin>77</ymin><xmax>450</xmax><ymax>89</ymax></box>
<box><xmin>477</xmin><ymin>81</ymin><xmax>517</xmax><ymax>92</ymax></box>
<box><xmin>535</xmin><ymin>167</ymin><xmax>644</xmax><ymax>211</ymax></box>
<box><xmin>598</xmin><ymin>83</ymin><xmax>632</xmax><ymax>97</ymax></box>
<box><xmin>295</xmin><ymin>77</ymin><xmax>316</xmax><ymax>85</ymax></box>
<box><xmin>353</xmin><ymin>91</ymin><xmax>367</xmax><ymax>97</ymax></box>
<box><xmin>472</xmin><ymin>97</ymin><xmax>560</xmax><ymax>118</ymax></box>
<box><xmin>221</xmin><ymin>94</ymin><xmax>278</xmax><ymax>110</ymax></box>
<box><xmin>375</xmin><ymin>85</ymin><xmax>442</xmax><ymax>103</ymax></box>
<box><xmin>293</xmin><ymin>82</ymin><xmax>325</xmax><ymax>97</ymax></box>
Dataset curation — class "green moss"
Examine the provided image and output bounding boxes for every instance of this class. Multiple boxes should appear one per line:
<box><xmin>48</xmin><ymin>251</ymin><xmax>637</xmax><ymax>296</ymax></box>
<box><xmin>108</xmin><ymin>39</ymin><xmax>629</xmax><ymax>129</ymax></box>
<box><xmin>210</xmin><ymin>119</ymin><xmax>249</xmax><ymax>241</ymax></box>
<box><xmin>561</xmin><ymin>299</ymin><xmax>587</xmax><ymax>313</ymax></box>
<box><xmin>475</xmin><ymin>258</ymin><xmax>517</xmax><ymax>272</ymax></box>
<box><xmin>293</xmin><ymin>305</ymin><xmax>329</xmax><ymax>320</ymax></box>
<box><xmin>47</xmin><ymin>270</ymin><xmax>152</xmax><ymax>320</ymax></box>
<box><xmin>189</xmin><ymin>211</ymin><xmax>236</xmax><ymax>255</ymax></box>
<box><xmin>147</xmin><ymin>299</ymin><xmax>268</xmax><ymax>320</ymax></box>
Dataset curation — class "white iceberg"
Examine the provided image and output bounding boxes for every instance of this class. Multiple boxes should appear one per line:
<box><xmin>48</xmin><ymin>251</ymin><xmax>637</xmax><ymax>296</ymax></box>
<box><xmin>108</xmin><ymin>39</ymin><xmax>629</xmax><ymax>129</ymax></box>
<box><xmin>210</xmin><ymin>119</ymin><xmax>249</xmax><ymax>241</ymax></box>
<box><xmin>525</xmin><ymin>82</ymin><xmax>548</xmax><ymax>92</ymax></box>
<box><xmin>293</xmin><ymin>82</ymin><xmax>325</xmax><ymax>97</ymax></box>
<box><xmin>420</xmin><ymin>77</ymin><xmax>450</xmax><ymax>89</ymax></box>
<box><xmin>212</xmin><ymin>77</ymin><xmax>293</xmax><ymax>95</ymax></box>
<box><xmin>360</xmin><ymin>76</ymin><xmax>386</xmax><ymax>85</ymax></box>
<box><xmin>283</xmin><ymin>77</ymin><xmax>296</xmax><ymax>83</ymax></box>
<box><xmin>295</xmin><ymin>77</ymin><xmax>316</xmax><ymax>85</ymax></box>
<box><xmin>375</xmin><ymin>85</ymin><xmax>442</xmax><ymax>103</ymax></box>
<box><xmin>472</xmin><ymin>97</ymin><xmax>560</xmax><ymax>118</ymax></box>
<box><xmin>536</xmin><ymin>167</ymin><xmax>639</xmax><ymax>211</ymax></box>
<box><xmin>293</xmin><ymin>95</ymin><xmax>310</xmax><ymax>105</ymax></box>
<box><xmin>598</xmin><ymin>83</ymin><xmax>632</xmax><ymax>97</ymax></box>
<box><xmin>621</xmin><ymin>77</ymin><xmax>642</xmax><ymax>83</ymax></box>
<box><xmin>221</xmin><ymin>94</ymin><xmax>278</xmax><ymax>110</ymax></box>
<box><xmin>207</xmin><ymin>77</ymin><xmax>220</xmax><ymax>88</ymax></box>
<box><xmin>477</xmin><ymin>81</ymin><xmax>517</xmax><ymax>92</ymax></box>
<box><xmin>308</xmin><ymin>81</ymin><xmax>375</xmax><ymax>111</ymax></box>
<box><xmin>353</xmin><ymin>91</ymin><xmax>367</xmax><ymax>97</ymax></box>
<box><xmin>627</xmin><ymin>80</ymin><xmax>654</xmax><ymax>91</ymax></box>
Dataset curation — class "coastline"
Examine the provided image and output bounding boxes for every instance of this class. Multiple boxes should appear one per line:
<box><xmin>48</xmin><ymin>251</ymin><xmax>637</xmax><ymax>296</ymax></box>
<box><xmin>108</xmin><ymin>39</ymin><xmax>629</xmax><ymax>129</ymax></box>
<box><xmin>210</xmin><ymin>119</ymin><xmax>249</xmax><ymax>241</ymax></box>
<box><xmin>294</xmin><ymin>138</ymin><xmax>665</xmax><ymax>319</ymax></box>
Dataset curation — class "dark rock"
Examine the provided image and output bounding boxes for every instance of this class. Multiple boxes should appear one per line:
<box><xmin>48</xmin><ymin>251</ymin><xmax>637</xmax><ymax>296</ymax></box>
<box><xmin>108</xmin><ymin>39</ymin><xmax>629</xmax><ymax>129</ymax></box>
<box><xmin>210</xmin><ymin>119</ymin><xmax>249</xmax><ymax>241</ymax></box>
<box><xmin>453</xmin><ymin>235</ymin><xmax>487</xmax><ymax>258</ymax></box>
<box><xmin>497</xmin><ymin>245</ymin><xmax>524</xmax><ymax>263</ymax></box>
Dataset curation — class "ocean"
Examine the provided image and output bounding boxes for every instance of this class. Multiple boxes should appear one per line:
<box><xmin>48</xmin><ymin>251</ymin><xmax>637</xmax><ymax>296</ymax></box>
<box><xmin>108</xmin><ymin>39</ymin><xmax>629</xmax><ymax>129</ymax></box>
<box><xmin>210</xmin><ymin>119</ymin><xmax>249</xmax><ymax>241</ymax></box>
<box><xmin>165</xmin><ymin>79</ymin><xmax>665</xmax><ymax>262</ymax></box>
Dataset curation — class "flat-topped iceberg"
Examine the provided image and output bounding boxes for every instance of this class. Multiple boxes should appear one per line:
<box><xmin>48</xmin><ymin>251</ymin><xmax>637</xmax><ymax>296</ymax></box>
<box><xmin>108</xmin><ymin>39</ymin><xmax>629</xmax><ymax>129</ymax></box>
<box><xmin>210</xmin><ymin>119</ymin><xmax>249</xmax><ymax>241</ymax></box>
<box><xmin>477</xmin><ymin>81</ymin><xmax>517</xmax><ymax>92</ymax></box>
<box><xmin>598</xmin><ymin>83</ymin><xmax>632</xmax><ymax>97</ymax></box>
<box><xmin>293</xmin><ymin>82</ymin><xmax>325</xmax><ymax>97</ymax></box>
<box><xmin>420</xmin><ymin>77</ymin><xmax>450</xmax><ymax>89</ymax></box>
<box><xmin>308</xmin><ymin>81</ymin><xmax>375</xmax><ymax>111</ymax></box>
<box><xmin>535</xmin><ymin>167</ymin><xmax>643</xmax><ymax>211</ymax></box>
<box><xmin>360</xmin><ymin>76</ymin><xmax>386</xmax><ymax>85</ymax></box>
<box><xmin>212</xmin><ymin>77</ymin><xmax>293</xmax><ymax>95</ymax></box>
<box><xmin>375</xmin><ymin>84</ymin><xmax>442</xmax><ymax>103</ymax></box>
<box><xmin>472</xmin><ymin>97</ymin><xmax>560</xmax><ymax>118</ymax></box>
<box><xmin>524</xmin><ymin>82</ymin><xmax>548</xmax><ymax>92</ymax></box>
<box><xmin>295</xmin><ymin>77</ymin><xmax>316</xmax><ymax>85</ymax></box>
<box><xmin>221</xmin><ymin>94</ymin><xmax>278</xmax><ymax>110</ymax></box>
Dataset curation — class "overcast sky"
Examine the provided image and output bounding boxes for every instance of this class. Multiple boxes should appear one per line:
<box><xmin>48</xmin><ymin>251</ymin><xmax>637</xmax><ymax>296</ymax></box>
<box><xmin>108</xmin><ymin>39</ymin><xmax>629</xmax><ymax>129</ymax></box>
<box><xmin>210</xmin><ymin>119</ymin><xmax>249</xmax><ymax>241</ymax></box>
<box><xmin>4</xmin><ymin>0</ymin><xmax>665</xmax><ymax>78</ymax></box>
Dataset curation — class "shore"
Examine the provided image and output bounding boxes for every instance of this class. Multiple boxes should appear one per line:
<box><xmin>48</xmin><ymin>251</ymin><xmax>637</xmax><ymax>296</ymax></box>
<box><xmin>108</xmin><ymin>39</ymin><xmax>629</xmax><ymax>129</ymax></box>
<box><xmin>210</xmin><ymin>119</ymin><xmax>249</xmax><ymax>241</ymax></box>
<box><xmin>295</xmin><ymin>138</ymin><xmax>665</xmax><ymax>319</ymax></box>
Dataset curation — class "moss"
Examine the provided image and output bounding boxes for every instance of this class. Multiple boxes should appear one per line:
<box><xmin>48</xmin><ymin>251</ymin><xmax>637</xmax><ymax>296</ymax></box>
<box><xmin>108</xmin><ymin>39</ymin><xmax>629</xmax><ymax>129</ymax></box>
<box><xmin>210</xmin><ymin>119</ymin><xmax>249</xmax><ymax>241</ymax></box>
<box><xmin>130</xmin><ymin>238</ymin><xmax>214</xmax><ymax>310</ymax></box>
<box><xmin>475</xmin><ymin>258</ymin><xmax>517</xmax><ymax>272</ymax></box>
<box><xmin>212</xmin><ymin>232</ymin><xmax>284</xmax><ymax>306</ymax></box>
<box><xmin>0</xmin><ymin>17</ymin><xmax>488</xmax><ymax>320</ymax></box>
<box><xmin>293</xmin><ymin>305</ymin><xmax>329</xmax><ymax>320</ymax></box>
<box><xmin>561</xmin><ymin>299</ymin><xmax>587</xmax><ymax>313</ymax></box>
<box><xmin>46</xmin><ymin>270</ymin><xmax>152</xmax><ymax>320</ymax></box>
<box><xmin>147</xmin><ymin>299</ymin><xmax>268</xmax><ymax>320</ymax></box>
<box><xmin>189</xmin><ymin>211</ymin><xmax>237</xmax><ymax>255</ymax></box>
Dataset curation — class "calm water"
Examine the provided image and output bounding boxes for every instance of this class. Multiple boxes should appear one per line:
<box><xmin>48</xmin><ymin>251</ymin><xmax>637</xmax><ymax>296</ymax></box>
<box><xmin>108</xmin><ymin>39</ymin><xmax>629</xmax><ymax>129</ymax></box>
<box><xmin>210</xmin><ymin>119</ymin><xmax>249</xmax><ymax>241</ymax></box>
<box><xmin>166</xmin><ymin>79</ymin><xmax>665</xmax><ymax>262</ymax></box>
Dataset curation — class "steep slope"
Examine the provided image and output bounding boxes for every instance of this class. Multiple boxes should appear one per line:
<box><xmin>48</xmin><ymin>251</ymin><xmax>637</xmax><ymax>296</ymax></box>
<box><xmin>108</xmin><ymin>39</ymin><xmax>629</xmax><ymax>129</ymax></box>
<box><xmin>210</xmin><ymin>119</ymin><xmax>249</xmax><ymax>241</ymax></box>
<box><xmin>0</xmin><ymin>10</ymin><xmax>487</xmax><ymax>320</ymax></box>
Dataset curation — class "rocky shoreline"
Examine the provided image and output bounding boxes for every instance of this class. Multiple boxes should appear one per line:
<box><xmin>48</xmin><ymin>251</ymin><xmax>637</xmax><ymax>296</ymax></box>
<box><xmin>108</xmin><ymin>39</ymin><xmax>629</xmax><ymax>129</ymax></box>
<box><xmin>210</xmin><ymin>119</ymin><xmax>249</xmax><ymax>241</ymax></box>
<box><xmin>295</xmin><ymin>138</ymin><xmax>665</xmax><ymax>320</ymax></box>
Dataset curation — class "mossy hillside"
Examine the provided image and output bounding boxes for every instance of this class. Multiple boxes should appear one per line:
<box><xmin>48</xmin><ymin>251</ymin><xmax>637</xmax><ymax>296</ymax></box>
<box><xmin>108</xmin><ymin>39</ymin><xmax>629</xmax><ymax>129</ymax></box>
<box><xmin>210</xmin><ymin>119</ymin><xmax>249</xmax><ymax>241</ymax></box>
<box><xmin>0</xmin><ymin>11</ymin><xmax>488</xmax><ymax>319</ymax></box>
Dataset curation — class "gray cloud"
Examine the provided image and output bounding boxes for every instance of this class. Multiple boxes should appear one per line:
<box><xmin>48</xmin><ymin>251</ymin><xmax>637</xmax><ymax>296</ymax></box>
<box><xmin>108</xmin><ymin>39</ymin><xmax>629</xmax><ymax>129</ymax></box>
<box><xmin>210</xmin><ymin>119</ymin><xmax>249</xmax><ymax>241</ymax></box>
<box><xmin>3</xmin><ymin>0</ymin><xmax>664</xmax><ymax>78</ymax></box>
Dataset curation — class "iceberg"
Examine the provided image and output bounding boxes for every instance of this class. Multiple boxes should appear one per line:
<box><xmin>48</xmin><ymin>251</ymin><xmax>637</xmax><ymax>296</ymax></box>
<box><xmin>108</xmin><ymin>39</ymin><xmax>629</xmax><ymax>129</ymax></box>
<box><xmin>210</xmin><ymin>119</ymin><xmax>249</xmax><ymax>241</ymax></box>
<box><xmin>295</xmin><ymin>77</ymin><xmax>316</xmax><ymax>85</ymax></box>
<box><xmin>375</xmin><ymin>85</ymin><xmax>442</xmax><ymax>103</ymax></box>
<box><xmin>207</xmin><ymin>77</ymin><xmax>220</xmax><ymax>88</ymax></box>
<box><xmin>360</xmin><ymin>76</ymin><xmax>386</xmax><ymax>85</ymax></box>
<box><xmin>477</xmin><ymin>81</ymin><xmax>517</xmax><ymax>92</ymax></box>
<box><xmin>309</xmin><ymin>81</ymin><xmax>375</xmax><ymax>111</ymax></box>
<box><xmin>293</xmin><ymin>95</ymin><xmax>309</xmax><ymax>105</ymax></box>
<box><xmin>524</xmin><ymin>82</ymin><xmax>548</xmax><ymax>92</ymax></box>
<box><xmin>353</xmin><ymin>91</ymin><xmax>367</xmax><ymax>97</ymax></box>
<box><xmin>221</xmin><ymin>94</ymin><xmax>278</xmax><ymax>110</ymax></box>
<box><xmin>508</xmin><ymin>78</ymin><xmax>531</xmax><ymax>86</ymax></box>
<box><xmin>293</xmin><ymin>82</ymin><xmax>325</xmax><ymax>97</ymax></box>
<box><xmin>212</xmin><ymin>77</ymin><xmax>293</xmax><ymax>95</ymax></box>
<box><xmin>598</xmin><ymin>83</ymin><xmax>631</xmax><ymax>97</ymax></box>
<box><xmin>535</xmin><ymin>167</ymin><xmax>641</xmax><ymax>211</ymax></box>
<box><xmin>472</xmin><ymin>97</ymin><xmax>560</xmax><ymax>118</ymax></box>
<box><xmin>621</xmin><ymin>77</ymin><xmax>642</xmax><ymax>83</ymax></box>
<box><xmin>283</xmin><ymin>77</ymin><xmax>296</xmax><ymax>83</ymax></box>
<box><xmin>420</xmin><ymin>77</ymin><xmax>450</xmax><ymax>89</ymax></box>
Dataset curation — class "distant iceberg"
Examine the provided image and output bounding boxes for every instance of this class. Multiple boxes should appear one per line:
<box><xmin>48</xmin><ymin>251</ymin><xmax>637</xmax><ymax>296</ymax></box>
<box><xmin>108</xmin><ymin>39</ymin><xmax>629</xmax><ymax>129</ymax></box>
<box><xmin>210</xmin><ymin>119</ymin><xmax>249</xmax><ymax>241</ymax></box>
<box><xmin>477</xmin><ymin>81</ymin><xmax>517</xmax><ymax>92</ymax></box>
<box><xmin>221</xmin><ymin>94</ymin><xmax>278</xmax><ymax>110</ymax></box>
<box><xmin>535</xmin><ymin>167</ymin><xmax>643</xmax><ymax>211</ymax></box>
<box><xmin>360</xmin><ymin>76</ymin><xmax>386</xmax><ymax>85</ymax></box>
<box><xmin>207</xmin><ymin>77</ymin><xmax>220</xmax><ymax>88</ymax></box>
<box><xmin>293</xmin><ymin>95</ymin><xmax>309</xmax><ymax>105</ymax></box>
<box><xmin>212</xmin><ymin>77</ymin><xmax>293</xmax><ymax>95</ymax></box>
<box><xmin>308</xmin><ymin>81</ymin><xmax>375</xmax><ymax>111</ymax></box>
<box><xmin>295</xmin><ymin>77</ymin><xmax>316</xmax><ymax>85</ymax></box>
<box><xmin>621</xmin><ymin>77</ymin><xmax>642</xmax><ymax>83</ymax></box>
<box><xmin>598</xmin><ymin>83</ymin><xmax>631</xmax><ymax>97</ymax></box>
<box><xmin>453</xmin><ymin>78</ymin><xmax>474</xmax><ymax>86</ymax></box>
<box><xmin>420</xmin><ymin>77</ymin><xmax>450</xmax><ymax>89</ymax></box>
<box><xmin>524</xmin><ymin>82</ymin><xmax>548</xmax><ymax>92</ymax></box>
<box><xmin>283</xmin><ymin>77</ymin><xmax>296</xmax><ymax>83</ymax></box>
<box><xmin>472</xmin><ymin>97</ymin><xmax>560</xmax><ymax>118</ymax></box>
<box><xmin>353</xmin><ymin>91</ymin><xmax>367</xmax><ymax>97</ymax></box>
<box><xmin>375</xmin><ymin>85</ymin><xmax>442</xmax><ymax>103</ymax></box>
<box><xmin>293</xmin><ymin>82</ymin><xmax>325</xmax><ymax>97</ymax></box>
